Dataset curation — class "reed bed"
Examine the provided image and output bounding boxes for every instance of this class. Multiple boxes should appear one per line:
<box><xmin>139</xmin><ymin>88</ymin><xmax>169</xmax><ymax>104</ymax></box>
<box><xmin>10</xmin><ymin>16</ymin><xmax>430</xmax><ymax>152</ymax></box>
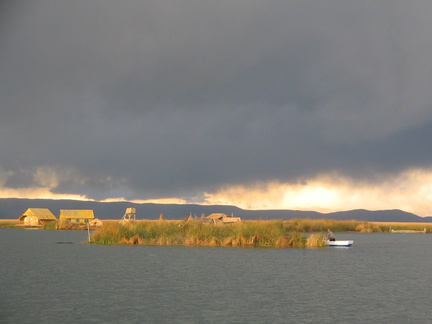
<box><xmin>5</xmin><ymin>217</ymin><xmax>432</xmax><ymax>235</ymax></box>
<box><xmin>283</xmin><ymin>219</ymin><xmax>365</xmax><ymax>232</ymax></box>
<box><xmin>306</xmin><ymin>234</ymin><xmax>328</xmax><ymax>248</ymax></box>
<box><xmin>374</xmin><ymin>222</ymin><xmax>432</xmax><ymax>233</ymax></box>
<box><xmin>0</xmin><ymin>219</ymin><xmax>19</xmax><ymax>228</ymax></box>
<box><xmin>41</xmin><ymin>222</ymin><xmax>57</xmax><ymax>230</ymax></box>
<box><xmin>88</xmin><ymin>218</ymin><xmax>432</xmax><ymax>247</ymax></box>
<box><xmin>284</xmin><ymin>219</ymin><xmax>432</xmax><ymax>233</ymax></box>
<box><xmin>89</xmin><ymin>220</ymin><xmax>311</xmax><ymax>248</ymax></box>
<box><xmin>54</xmin><ymin>220</ymin><xmax>90</xmax><ymax>231</ymax></box>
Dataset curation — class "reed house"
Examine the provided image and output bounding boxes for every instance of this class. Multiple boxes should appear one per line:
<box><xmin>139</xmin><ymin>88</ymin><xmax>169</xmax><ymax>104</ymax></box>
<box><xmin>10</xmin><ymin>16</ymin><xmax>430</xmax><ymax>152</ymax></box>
<box><xmin>18</xmin><ymin>208</ymin><xmax>57</xmax><ymax>226</ymax></box>
<box><xmin>59</xmin><ymin>210</ymin><xmax>95</xmax><ymax>224</ymax></box>
<box><xmin>206</xmin><ymin>213</ymin><xmax>242</xmax><ymax>224</ymax></box>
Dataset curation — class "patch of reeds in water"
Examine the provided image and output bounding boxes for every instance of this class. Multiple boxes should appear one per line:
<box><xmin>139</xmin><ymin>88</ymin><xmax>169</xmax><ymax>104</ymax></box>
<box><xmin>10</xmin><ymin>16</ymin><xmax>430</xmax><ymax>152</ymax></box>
<box><xmin>283</xmin><ymin>219</ymin><xmax>363</xmax><ymax>233</ymax></box>
<box><xmin>355</xmin><ymin>221</ymin><xmax>382</xmax><ymax>233</ymax></box>
<box><xmin>89</xmin><ymin>220</ymin><xmax>310</xmax><ymax>248</ymax></box>
<box><xmin>0</xmin><ymin>219</ymin><xmax>19</xmax><ymax>228</ymax></box>
<box><xmin>287</xmin><ymin>219</ymin><xmax>432</xmax><ymax>233</ymax></box>
<box><xmin>84</xmin><ymin>218</ymin><xmax>432</xmax><ymax>247</ymax></box>
<box><xmin>306</xmin><ymin>234</ymin><xmax>328</xmax><ymax>248</ymax></box>
<box><xmin>90</xmin><ymin>222</ymin><xmax>123</xmax><ymax>244</ymax></box>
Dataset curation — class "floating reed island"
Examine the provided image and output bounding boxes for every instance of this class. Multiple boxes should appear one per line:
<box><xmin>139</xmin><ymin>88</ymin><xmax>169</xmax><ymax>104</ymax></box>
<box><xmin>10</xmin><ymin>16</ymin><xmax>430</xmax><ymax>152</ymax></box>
<box><xmin>87</xmin><ymin>218</ymin><xmax>432</xmax><ymax>247</ymax></box>
<box><xmin>89</xmin><ymin>220</ymin><xmax>333</xmax><ymax>248</ymax></box>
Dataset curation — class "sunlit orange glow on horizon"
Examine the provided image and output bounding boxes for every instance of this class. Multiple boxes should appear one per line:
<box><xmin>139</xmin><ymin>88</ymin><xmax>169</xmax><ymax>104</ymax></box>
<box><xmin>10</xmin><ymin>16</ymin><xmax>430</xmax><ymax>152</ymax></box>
<box><xmin>1</xmin><ymin>168</ymin><xmax>432</xmax><ymax>217</ymax></box>
<box><xmin>0</xmin><ymin>187</ymin><xmax>90</xmax><ymax>201</ymax></box>
<box><xmin>0</xmin><ymin>189</ymin><xmax>189</xmax><ymax>206</ymax></box>
<box><xmin>203</xmin><ymin>168</ymin><xmax>432</xmax><ymax>217</ymax></box>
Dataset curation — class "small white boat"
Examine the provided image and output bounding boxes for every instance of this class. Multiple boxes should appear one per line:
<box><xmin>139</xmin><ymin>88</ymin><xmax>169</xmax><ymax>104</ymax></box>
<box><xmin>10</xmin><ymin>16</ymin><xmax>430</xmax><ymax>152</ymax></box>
<box><xmin>327</xmin><ymin>240</ymin><xmax>353</xmax><ymax>247</ymax></box>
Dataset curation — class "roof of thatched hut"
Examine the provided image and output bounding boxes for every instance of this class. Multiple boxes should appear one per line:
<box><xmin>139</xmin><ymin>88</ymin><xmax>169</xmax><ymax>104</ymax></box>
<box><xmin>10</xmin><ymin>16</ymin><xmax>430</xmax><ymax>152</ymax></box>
<box><xmin>206</xmin><ymin>213</ymin><xmax>228</xmax><ymax>220</ymax></box>
<box><xmin>19</xmin><ymin>208</ymin><xmax>56</xmax><ymax>221</ymax></box>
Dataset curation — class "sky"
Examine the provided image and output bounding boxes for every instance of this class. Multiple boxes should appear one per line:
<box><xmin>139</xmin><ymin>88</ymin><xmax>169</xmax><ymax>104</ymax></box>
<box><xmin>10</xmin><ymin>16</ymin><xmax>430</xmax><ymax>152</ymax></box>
<box><xmin>2</xmin><ymin>1</ymin><xmax>432</xmax><ymax>216</ymax></box>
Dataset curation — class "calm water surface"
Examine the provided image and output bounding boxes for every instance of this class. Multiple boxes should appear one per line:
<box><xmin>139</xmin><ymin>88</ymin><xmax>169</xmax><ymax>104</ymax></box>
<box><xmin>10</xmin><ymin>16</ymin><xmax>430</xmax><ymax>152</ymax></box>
<box><xmin>1</xmin><ymin>229</ymin><xmax>432</xmax><ymax>323</ymax></box>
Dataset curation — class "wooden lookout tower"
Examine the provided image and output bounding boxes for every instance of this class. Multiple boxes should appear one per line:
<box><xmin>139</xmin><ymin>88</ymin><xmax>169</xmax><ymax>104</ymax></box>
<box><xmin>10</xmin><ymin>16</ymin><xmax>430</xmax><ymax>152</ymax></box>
<box><xmin>122</xmin><ymin>207</ymin><xmax>136</xmax><ymax>221</ymax></box>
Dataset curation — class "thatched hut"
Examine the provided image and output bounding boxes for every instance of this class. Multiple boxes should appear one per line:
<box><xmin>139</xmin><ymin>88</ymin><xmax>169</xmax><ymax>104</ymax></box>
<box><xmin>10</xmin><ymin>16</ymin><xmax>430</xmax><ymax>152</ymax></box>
<box><xmin>206</xmin><ymin>213</ymin><xmax>241</xmax><ymax>224</ymax></box>
<box><xmin>59</xmin><ymin>210</ymin><xmax>95</xmax><ymax>224</ymax></box>
<box><xmin>89</xmin><ymin>218</ymin><xmax>103</xmax><ymax>227</ymax></box>
<box><xmin>18</xmin><ymin>208</ymin><xmax>57</xmax><ymax>226</ymax></box>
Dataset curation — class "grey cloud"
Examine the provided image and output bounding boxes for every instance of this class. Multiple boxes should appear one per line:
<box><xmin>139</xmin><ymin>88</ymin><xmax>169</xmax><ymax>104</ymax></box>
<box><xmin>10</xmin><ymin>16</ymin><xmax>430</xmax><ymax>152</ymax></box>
<box><xmin>4</xmin><ymin>170</ymin><xmax>37</xmax><ymax>189</ymax></box>
<box><xmin>2</xmin><ymin>1</ymin><xmax>432</xmax><ymax>200</ymax></box>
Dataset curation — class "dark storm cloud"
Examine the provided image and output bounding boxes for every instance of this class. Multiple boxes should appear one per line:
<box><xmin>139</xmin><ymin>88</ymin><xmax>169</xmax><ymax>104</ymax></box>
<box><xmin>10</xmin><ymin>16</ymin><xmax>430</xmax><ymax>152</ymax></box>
<box><xmin>2</xmin><ymin>1</ymin><xmax>432</xmax><ymax>200</ymax></box>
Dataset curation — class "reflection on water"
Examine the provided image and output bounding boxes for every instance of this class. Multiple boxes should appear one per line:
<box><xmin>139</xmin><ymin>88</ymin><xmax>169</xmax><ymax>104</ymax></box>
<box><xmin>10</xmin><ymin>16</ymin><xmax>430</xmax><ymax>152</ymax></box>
<box><xmin>1</xmin><ymin>229</ymin><xmax>432</xmax><ymax>323</ymax></box>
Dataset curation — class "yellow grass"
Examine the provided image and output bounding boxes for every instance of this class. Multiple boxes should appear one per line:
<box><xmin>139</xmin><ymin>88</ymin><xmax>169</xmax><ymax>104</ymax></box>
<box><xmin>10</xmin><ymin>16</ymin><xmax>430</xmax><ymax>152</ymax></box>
<box><xmin>86</xmin><ymin>219</ymin><xmax>432</xmax><ymax>248</ymax></box>
<box><xmin>0</xmin><ymin>219</ymin><xmax>18</xmax><ymax>228</ymax></box>
<box><xmin>306</xmin><ymin>234</ymin><xmax>328</xmax><ymax>247</ymax></box>
<box><xmin>371</xmin><ymin>222</ymin><xmax>432</xmax><ymax>233</ymax></box>
<box><xmin>3</xmin><ymin>217</ymin><xmax>432</xmax><ymax>234</ymax></box>
<box><xmin>89</xmin><ymin>220</ymin><xmax>312</xmax><ymax>247</ymax></box>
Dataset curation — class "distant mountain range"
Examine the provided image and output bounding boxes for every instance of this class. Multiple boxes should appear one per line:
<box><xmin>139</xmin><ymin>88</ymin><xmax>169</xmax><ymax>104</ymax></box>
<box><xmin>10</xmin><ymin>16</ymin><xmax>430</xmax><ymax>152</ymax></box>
<box><xmin>1</xmin><ymin>198</ymin><xmax>431</xmax><ymax>222</ymax></box>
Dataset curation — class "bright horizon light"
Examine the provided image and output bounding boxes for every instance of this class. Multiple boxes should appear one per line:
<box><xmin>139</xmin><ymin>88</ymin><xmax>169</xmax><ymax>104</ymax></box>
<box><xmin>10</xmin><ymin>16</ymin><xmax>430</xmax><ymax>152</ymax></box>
<box><xmin>1</xmin><ymin>168</ymin><xmax>432</xmax><ymax>217</ymax></box>
<box><xmin>203</xmin><ymin>168</ymin><xmax>432</xmax><ymax>217</ymax></box>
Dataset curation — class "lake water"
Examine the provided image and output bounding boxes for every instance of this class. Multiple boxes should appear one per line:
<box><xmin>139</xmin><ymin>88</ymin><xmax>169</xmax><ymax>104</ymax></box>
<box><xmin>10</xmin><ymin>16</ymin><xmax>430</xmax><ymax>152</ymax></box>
<box><xmin>1</xmin><ymin>229</ymin><xmax>432</xmax><ymax>323</ymax></box>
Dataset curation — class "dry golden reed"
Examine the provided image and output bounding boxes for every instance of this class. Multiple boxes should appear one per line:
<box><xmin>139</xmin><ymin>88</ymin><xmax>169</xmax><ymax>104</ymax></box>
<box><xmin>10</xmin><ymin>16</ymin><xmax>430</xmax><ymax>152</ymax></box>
<box><xmin>87</xmin><ymin>218</ymin><xmax>432</xmax><ymax>247</ymax></box>
<box><xmin>306</xmin><ymin>234</ymin><xmax>328</xmax><ymax>247</ymax></box>
<box><xmin>0</xmin><ymin>219</ymin><xmax>18</xmax><ymax>228</ymax></box>
<box><xmin>89</xmin><ymin>220</ymin><xmax>314</xmax><ymax>248</ymax></box>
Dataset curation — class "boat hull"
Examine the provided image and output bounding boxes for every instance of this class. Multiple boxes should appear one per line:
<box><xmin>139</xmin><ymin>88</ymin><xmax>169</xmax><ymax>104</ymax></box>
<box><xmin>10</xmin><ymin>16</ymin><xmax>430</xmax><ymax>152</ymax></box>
<box><xmin>327</xmin><ymin>240</ymin><xmax>353</xmax><ymax>247</ymax></box>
